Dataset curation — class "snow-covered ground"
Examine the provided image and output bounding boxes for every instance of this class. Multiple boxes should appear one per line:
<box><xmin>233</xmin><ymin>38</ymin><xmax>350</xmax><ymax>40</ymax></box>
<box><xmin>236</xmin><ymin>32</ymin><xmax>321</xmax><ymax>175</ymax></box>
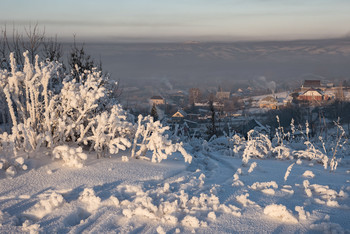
<box><xmin>1</xmin><ymin>150</ymin><xmax>349</xmax><ymax>233</ymax></box>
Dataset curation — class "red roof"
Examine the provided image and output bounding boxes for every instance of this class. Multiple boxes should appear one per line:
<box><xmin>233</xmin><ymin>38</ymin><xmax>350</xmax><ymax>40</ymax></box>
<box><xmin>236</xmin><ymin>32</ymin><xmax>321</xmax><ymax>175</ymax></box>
<box><xmin>303</xmin><ymin>80</ymin><xmax>321</xmax><ymax>87</ymax></box>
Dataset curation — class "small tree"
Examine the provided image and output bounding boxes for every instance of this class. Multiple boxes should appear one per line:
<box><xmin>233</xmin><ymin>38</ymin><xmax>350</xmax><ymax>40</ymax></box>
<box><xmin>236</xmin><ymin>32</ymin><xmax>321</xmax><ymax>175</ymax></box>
<box><xmin>150</xmin><ymin>103</ymin><xmax>158</xmax><ymax>121</ymax></box>
<box><xmin>206</xmin><ymin>99</ymin><xmax>216</xmax><ymax>139</ymax></box>
<box><xmin>42</xmin><ymin>35</ymin><xmax>63</xmax><ymax>63</ymax></box>
<box><xmin>68</xmin><ymin>36</ymin><xmax>94</xmax><ymax>80</ymax></box>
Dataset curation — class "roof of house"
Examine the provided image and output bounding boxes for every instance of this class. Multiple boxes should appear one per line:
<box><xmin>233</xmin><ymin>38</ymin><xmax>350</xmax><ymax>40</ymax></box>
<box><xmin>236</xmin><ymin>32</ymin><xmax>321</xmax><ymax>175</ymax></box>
<box><xmin>260</xmin><ymin>96</ymin><xmax>277</xmax><ymax>103</ymax></box>
<box><xmin>150</xmin><ymin>96</ymin><xmax>164</xmax><ymax>100</ymax></box>
<box><xmin>247</xmin><ymin>119</ymin><xmax>269</xmax><ymax>132</ymax></box>
<box><xmin>301</xmin><ymin>88</ymin><xmax>323</xmax><ymax>96</ymax></box>
<box><xmin>303</xmin><ymin>80</ymin><xmax>321</xmax><ymax>87</ymax></box>
<box><xmin>172</xmin><ymin>109</ymin><xmax>187</xmax><ymax>118</ymax></box>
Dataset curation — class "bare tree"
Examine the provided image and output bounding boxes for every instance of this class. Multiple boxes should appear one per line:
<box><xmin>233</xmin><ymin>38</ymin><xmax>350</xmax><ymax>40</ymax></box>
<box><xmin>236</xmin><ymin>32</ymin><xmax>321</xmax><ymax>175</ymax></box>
<box><xmin>22</xmin><ymin>24</ymin><xmax>45</xmax><ymax>64</ymax></box>
<box><xmin>0</xmin><ymin>26</ymin><xmax>9</xmax><ymax>69</ymax></box>
<box><xmin>0</xmin><ymin>24</ymin><xmax>46</xmax><ymax>68</ymax></box>
<box><xmin>0</xmin><ymin>25</ymin><xmax>23</xmax><ymax>68</ymax></box>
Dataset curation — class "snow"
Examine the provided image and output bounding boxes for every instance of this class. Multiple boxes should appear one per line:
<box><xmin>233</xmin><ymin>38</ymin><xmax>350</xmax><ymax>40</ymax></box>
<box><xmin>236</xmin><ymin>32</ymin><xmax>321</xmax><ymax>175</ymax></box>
<box><xmin>24</xmin><ymin>192</ymin><xmax>65</xmax><ymax>220</ymax></box>
<box><xmin>247</xmin><ymin>161</ymin><xmax>257</xmax><ymax>173</ymax></box>
<box><xmin>263</xmin><ymin>204</ymin><xmax>298</xmax><ymax>223</ymax></box>
<box><xmin>0</xmin><ymin>151</ymin><xmax>349</xmax><ymax>233</ymax></box>
<box><xmin>303</xmin><ymin>170</ymin><xmax>315</xmax><ymax>178</ymax></box>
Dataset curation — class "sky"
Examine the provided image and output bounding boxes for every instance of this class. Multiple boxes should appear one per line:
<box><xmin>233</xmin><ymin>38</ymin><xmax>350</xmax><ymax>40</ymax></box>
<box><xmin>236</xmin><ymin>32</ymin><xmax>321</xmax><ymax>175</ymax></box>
<box><xmin>1</xmin><ymin>0</ymin><xmax>350</xmax><ymax>42</ymax></box>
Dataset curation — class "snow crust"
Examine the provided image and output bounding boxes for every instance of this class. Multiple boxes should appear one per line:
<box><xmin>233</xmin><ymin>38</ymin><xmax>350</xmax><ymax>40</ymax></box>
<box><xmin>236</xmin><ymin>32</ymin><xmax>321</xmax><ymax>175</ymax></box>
<box><xmin>0</xmin><ymin>152</ymin><xmax>349</xmax><ymax>233</ymax></box>
<box><xmin>263</xmin><ymin>204</ymin><xmax>298</xmax><ymax>223</ymax></box>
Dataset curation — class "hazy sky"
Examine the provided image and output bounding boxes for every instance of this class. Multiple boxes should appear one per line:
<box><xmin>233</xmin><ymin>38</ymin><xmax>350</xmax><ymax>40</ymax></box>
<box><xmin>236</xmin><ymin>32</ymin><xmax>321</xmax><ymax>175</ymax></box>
<box><xmin>1</xmin><ymin>0</ymin><xmax>350</xmax><ymax>42</ymax></box>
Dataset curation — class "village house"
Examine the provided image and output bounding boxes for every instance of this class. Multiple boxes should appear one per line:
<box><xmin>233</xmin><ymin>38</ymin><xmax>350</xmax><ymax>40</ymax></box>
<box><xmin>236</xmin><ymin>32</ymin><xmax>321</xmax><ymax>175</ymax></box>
<box><xmin>294</xmin><ymin>79</ymin><xmax>340</xmax><ymax>103</ymax></box>
<box><xmin>172</xmin><ymin>109</ymin><xmax>187</xmax><ymax>119</ymax></box>
<box><xmin>150</xmin><ymin>96</ymin><xmax>165</xmax><ymax>105</ymax></box>
<box><xmin>216</xmin><ymin>91</ymin><xmax>230</xmax><ymax>100</ymax></box>
<box><xmin>259</xmin><ymin>96</ymin><xmax>278</xmax><ymax>109</ymax></box>
<box><xmin>297</xmin><ymin>88</ymin><xmax>325</xmax><ymax>101</ymax></box>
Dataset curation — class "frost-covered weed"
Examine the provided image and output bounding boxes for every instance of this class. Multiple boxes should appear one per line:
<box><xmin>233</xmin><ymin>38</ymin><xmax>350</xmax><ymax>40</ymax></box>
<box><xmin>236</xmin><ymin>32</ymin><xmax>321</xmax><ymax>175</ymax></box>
<box><xmin>242</xmin><ymin>130</ymin><xmax>272</xmax><ymax>164</ymax></box>
<box><xmin>293</xmin><ymin>141</ymin><xmax>329</xmax><ymax>169</ymax></box>
<box><xmin>284</xmin><ymin>163</ymin><xmax>294</xmax><ymax>182</ymax></box>
<box><xmin>0</xmin><ymin>52</ymin><xmax>129</xmax><ymax>155</ymax></box>
<box><xmin>0</xmin><ymin>52</ymin><xmax>63</xmax><ymax>154</ymax></box>
<box><xmin>183</xmin><ymin>114</ymin><xmax>348</xmax><ymax>171</ymax></box>
<box><xmin>131</xmin><ymin>115</ymin><xmax>192</xmax><ymax>163</ymax></box>
<box><xmin>272</xmin><ymin>145</ymin><xmax>292</xmax><ymax>160</ymax></box>
<box><xmin>0</xmin><ymin>133</ymin><xmax>25</xmax><ymax>175</ymax></box>
<box><xmin>80</xmin><ymin>105</ymin><xmax>133</xmax><ymax>158</ymax></box>
<box><xmin>230</xmin><ymin>134</ymin><xmax>246</xmax><ymax>156</ymax></box>
<box><xmin>329</xmin><ymin>120</ymin><xmax>347</xmax><ymax>171</ymax></box>
<box><xmin>274</xmin><ymin>116</ymin><xmax>289</xmax><ymax>146</ymax></box>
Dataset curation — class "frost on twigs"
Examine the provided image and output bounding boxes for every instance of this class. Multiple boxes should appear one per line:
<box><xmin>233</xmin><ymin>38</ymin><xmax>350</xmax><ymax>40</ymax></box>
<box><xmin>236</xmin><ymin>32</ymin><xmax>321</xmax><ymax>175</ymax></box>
<box><xmin>52</xmin><ymin>145</ymin><xmax>87</xmax><ymax>168</ymax></box>
<box><xmin>0</xmin><ymin>52</ymin><xmax>63</xmax><ymax>153</ymax></box>
<box><xmin>293</xmin><ymin>141</ymin><xmax>329</xmax><ymax>169</ymax></box>
<box><xmin>284</xmin><ymin>163</ymin><xmax>294</xmax><ymax>182</ymax></box>
<box><xmin>242</xmin><ymin>130</ymin><xmax>272</xmax><ymax>165</ymax></box>
<box><xmin>81</xmin><ymin>105</ymin><xmax>133</xmax><ymax>158</ymax></box>
<box><xmin>131</xmin><ymin>115</ymin><xmax>192</xmax><ymax>164</ymax></box>
<box><xmin>0</xmin><ymin>52</ymin><xmax>134</xmax><ymax>160</ymax></box>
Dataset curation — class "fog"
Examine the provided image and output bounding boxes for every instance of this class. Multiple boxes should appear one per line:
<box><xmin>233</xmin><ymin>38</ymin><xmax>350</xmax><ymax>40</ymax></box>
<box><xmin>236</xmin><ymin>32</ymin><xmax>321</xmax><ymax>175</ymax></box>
<box><xmin>63</xmin><ymin>38</ymin><xmax>350</xmax><ymax>92</ymax></box>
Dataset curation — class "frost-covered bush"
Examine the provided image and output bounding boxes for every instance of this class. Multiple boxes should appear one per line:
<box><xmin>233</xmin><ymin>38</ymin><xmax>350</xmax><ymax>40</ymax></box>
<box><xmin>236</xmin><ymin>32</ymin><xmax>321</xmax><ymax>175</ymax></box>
<box><xmin>49</xmin><ymin>67</ymin><xmax>110</xmax><ymax>145</ymax></box>
<box><xmin>0</xmin><ymin>52</ymin><xmax>63</xmax><ymax>153</ymax></box>
<box><xmin>204</xmin><ymin>135</ymin><xmax>233</xmax><ymax>156</ymax></box>
<box><xmin>185</xmin><ymin>114</ymin><xmax>347</xmax><ymax>171</ymax></box>
<box><xmin>242</xmin><ymin>130</ymin><xmax>272</xmax><ymax>164</ymax></box>
<box><xmin>0</xmin><ymin>52</ymin><xmax>194</xmax><ymax>167</ymax></box>
<box><xmin>271</xmin><ymin>117</ymin><xmax>347</xmax><ymax>171</ymax></box>
<box><xmin>77</xmin><ymin>104</ymin><xmax>133</xmax><ymax>158</ymax></box>
<box><xmin>230</xmin><ymin>134</ymin><xmax>246</xmax><ymax>157</ymax></box>
<box><xmin>131</xmin><ymin>115</ymin><xmax>192</xmax><ymax>163</ymax></box>
<box><xmin>272</xmin><ymin>145</ymin><xmax>292</xmax><ymax>160</ymax></box>
<box><xmin>284</xmin><ymin>119</ymin><xmax>347</xmax><ymax>171</ymax></box>
<box><xmin>0</xmin><ymin>52</ymin><xmax>135</xmax><ymax>159</ymax></box>
<box><xmin>293</xmin><ymin>141</ymin><xmax>329</xmax><ymax>169</ymax></box>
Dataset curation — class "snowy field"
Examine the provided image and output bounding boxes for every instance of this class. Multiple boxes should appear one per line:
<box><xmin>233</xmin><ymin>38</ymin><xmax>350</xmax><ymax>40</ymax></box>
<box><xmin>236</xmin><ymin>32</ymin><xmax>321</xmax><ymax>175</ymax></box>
<box><xmin>1</xmin><ymin>149</ymin><xmax>349</xmax><ymax>233</ymax></box>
